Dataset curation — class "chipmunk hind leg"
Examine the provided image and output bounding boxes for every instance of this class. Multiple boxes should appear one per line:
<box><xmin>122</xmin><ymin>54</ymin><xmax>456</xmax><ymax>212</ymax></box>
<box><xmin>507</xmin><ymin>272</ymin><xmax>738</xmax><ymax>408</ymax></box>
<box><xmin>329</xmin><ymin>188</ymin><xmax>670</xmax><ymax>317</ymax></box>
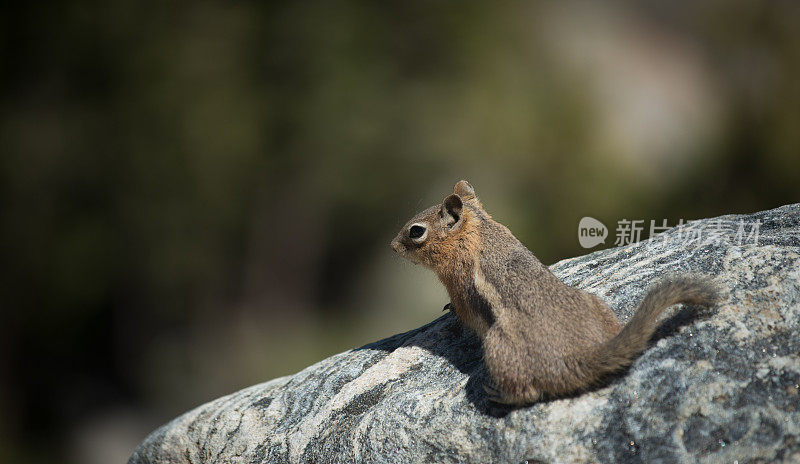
<box><xmin>482</xmin><ymin>330</ymin><xmax>543</xmax><ymax>405</ymax></box>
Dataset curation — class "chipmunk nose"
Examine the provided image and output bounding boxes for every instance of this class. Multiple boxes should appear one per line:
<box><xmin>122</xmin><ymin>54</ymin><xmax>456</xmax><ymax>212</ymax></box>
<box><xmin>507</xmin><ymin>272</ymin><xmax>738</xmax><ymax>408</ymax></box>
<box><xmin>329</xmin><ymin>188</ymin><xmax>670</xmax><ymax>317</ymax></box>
<box><xmin>391</xmin><ymin>239</ymin><xmax>403</xmax><ymax>253</ymax></box>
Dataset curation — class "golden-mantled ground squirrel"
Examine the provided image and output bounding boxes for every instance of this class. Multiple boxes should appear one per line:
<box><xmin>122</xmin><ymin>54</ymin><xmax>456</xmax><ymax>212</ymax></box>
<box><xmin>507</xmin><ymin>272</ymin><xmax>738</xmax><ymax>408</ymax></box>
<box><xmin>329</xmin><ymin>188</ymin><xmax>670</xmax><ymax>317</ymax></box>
<box><xmin>391</xmin><ymin>180</ymin><xmax>718</xmax><ymax>405</ymax></box>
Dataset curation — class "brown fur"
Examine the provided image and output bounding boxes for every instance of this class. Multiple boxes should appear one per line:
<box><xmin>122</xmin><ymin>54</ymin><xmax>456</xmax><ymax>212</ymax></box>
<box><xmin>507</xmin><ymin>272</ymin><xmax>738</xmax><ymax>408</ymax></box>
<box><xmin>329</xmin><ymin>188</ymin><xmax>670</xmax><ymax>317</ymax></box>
<box><xmin>391</xmin><ymin>180</ymin><xmax>719</xmax><ymax>405</ymax></box>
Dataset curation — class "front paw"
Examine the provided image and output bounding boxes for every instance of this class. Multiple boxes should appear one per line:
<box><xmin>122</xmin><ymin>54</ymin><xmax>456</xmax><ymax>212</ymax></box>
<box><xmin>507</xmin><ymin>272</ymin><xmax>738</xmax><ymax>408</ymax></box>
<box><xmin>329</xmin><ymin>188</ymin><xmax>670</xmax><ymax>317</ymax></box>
<box><xmin>483</xmin><ymin>383</ymin><xmax>508</xmax><ymax>404</ymax></box>
<box><xmin>483</xmin><ymin>382</ymin><xmax>541</xmax><ymax>406</ymax></box>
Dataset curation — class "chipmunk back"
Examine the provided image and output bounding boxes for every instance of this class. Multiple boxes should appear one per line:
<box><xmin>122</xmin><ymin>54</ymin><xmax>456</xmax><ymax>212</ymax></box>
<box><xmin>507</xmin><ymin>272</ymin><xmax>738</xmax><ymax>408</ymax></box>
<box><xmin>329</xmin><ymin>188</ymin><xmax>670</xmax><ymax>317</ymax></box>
<box><xmin>391</xmin><ymin>180</ymin><xmax>718</xmax><ymax>405</ymax></box>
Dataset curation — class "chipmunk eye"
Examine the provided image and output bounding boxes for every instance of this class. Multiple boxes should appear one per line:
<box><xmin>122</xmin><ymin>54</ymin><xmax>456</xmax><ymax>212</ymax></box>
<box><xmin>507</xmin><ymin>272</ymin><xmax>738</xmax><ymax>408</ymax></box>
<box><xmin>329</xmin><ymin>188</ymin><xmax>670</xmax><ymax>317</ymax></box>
<box><xmin>409</xmin><ymin>224</ymin><xmax>427</xmax><ymax>240</ymax></box>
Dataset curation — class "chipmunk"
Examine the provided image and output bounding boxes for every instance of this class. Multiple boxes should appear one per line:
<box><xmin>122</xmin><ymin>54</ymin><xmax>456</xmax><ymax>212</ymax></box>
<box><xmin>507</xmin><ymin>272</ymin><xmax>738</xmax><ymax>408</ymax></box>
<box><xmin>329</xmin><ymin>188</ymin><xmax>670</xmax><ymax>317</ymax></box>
<box><xmin>391</xmin><ymin>180</ymin><xmax>718</xmax><ymax>405</ymax></box>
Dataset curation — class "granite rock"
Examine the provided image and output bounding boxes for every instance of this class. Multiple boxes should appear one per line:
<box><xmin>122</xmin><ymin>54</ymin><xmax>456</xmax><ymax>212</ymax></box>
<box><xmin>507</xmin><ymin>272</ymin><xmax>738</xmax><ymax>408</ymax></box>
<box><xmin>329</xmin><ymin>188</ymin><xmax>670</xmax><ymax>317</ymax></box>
<box><xmin>130</xmin><ymin>204</ymin><xmax>800</xmax><ymax>463</ymax></box>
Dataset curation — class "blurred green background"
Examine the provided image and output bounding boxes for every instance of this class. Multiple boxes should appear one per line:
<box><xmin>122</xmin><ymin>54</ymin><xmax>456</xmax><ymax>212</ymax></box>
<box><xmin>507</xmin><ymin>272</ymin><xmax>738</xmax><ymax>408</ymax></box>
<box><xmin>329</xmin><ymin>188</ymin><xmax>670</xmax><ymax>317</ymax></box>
<box><xmin>1</xmin><ymin>1</ymin><xmax>799</xmax><ymax>462</ymax></box>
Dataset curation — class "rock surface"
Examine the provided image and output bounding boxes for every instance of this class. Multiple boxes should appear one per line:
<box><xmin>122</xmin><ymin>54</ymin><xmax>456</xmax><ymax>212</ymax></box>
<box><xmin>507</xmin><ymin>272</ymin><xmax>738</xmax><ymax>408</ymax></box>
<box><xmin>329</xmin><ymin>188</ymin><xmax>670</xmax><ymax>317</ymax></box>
<box><xmin>130</xmin><ymin>204</ymin><xmax>800</xmax><ymax>464</ymax></box>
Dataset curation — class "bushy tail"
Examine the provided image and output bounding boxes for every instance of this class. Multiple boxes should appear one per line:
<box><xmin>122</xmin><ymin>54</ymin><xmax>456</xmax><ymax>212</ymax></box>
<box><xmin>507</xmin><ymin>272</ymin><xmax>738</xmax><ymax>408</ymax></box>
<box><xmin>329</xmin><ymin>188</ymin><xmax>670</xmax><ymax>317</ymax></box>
<box><xmin>579</xmin><ymin>275</ymin><xmax>719</xmax><ymax>384</ymax></box>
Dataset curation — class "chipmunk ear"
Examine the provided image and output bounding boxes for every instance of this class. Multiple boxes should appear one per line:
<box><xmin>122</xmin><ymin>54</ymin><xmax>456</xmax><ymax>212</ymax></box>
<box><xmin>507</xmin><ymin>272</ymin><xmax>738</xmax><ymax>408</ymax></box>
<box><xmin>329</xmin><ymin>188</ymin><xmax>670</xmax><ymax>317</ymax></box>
<box><xmin>441</xmin><ymin>194</ymin><xmax>463</xmax><ymax>227</ymax></box>
<box><xmin>453</xmin><ymin>180</ymin><xmax>475</xmax><ymax>200</ymax></box>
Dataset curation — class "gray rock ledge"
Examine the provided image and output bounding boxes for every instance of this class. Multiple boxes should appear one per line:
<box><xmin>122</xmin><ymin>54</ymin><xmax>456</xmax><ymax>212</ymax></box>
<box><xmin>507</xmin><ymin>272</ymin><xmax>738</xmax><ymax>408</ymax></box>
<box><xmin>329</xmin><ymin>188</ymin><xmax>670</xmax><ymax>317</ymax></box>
<box><xmin>130</xmin><ymin>204</ymin><xmax>800</xmax><ymax>464</ymax></box>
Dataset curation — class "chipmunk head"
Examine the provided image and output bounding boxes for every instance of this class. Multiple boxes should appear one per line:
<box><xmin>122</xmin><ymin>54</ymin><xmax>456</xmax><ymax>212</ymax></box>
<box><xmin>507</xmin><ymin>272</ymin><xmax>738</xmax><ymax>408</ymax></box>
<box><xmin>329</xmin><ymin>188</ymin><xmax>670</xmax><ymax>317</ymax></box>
<box><xmin>391</xmin><ymin>180</ymin><xmax>481</xmax><ymax>269</ymax></box>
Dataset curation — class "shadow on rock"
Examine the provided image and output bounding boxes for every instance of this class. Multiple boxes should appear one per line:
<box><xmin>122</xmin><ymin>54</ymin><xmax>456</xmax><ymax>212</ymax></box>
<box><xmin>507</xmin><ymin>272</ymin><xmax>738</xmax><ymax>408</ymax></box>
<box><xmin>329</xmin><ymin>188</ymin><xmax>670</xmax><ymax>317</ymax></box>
<box><xmin>356</xmin><ymin>311</ymin><xmax>516</xmax><ymax>416</ymax></box>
